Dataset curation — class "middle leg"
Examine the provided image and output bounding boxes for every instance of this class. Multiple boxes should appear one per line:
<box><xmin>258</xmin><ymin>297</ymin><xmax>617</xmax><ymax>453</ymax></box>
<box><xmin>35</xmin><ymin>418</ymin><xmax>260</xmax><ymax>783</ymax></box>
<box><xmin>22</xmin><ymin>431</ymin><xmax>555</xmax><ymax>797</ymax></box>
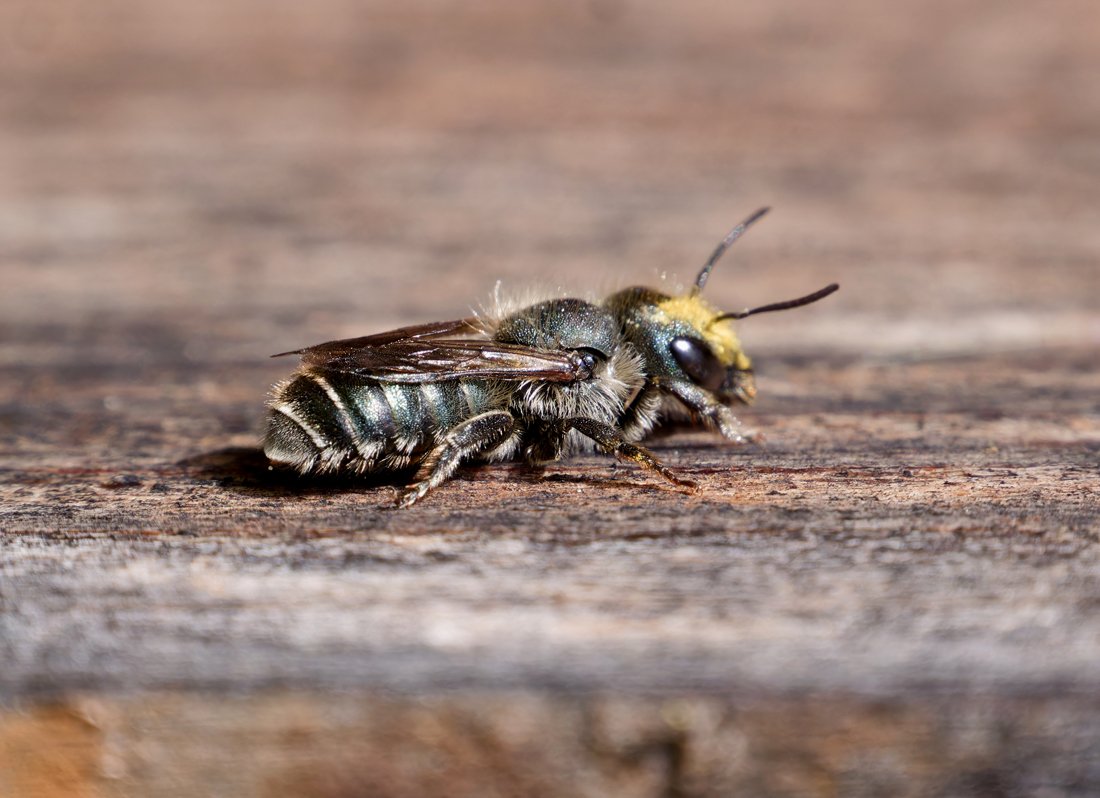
<box><xmin>568</xmin><ymin>417</ymin><xmax>696</xmax><ymax>489</ymax></box>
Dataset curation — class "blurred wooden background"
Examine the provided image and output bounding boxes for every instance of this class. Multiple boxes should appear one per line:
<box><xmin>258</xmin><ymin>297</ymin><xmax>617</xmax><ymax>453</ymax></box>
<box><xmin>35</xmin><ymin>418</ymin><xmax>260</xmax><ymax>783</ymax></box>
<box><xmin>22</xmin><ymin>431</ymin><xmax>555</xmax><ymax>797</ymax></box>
<box><xmin>1</xmin><ymin>0</ymin><xmax>1098</xmax><ymax>795</ymax></box>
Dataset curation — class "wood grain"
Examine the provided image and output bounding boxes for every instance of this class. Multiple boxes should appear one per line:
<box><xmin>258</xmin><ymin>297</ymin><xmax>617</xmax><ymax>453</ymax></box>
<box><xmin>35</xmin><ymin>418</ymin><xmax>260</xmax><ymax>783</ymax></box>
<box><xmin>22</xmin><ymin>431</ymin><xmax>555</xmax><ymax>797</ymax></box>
<box><xmin>1</xmin><ymin>0</ymin><xmax>1098</xmax><ymax>794</ymax></box>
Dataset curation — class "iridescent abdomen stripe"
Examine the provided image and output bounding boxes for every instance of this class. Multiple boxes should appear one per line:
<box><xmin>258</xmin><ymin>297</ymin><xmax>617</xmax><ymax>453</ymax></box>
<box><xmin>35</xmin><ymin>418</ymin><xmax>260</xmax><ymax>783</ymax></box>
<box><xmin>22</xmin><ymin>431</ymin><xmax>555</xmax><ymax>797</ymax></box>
<box><xmin>274</xmin><ymin>373</ymin><xmax>353</xmax><ymax>449</ymax></box>
<box><xmin>381</xmin><ymin>382</ymin><xmax>423</xmax><ymax>439</ymax></box>
<box><xmin>266</xmin><ymin>370</ymin><xmax>507</xmax><ymax>475</ymax></box>
<box><xmin>420</xmin><ymin>381</ymin><xmax>474</xmax><ymax>433</ymax></box>
<box><xmin>341</xmin><ymin>379</ymin><xmax>397</xmax><ymax>441</ymax></box>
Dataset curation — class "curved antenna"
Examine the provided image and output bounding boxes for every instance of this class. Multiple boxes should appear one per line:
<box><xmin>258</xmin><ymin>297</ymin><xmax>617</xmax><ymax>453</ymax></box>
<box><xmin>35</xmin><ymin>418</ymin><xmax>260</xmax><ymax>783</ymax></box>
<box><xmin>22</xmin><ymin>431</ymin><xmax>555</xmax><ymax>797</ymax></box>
<box><xmin>692</xmin><ymin>206</ymin><xmax>770</xmax><ymax>295</ymax></box>
<box><xmin>715</xmin><ymin>283</ymin><xmax>839</xmax><ymax>322</ymax></box>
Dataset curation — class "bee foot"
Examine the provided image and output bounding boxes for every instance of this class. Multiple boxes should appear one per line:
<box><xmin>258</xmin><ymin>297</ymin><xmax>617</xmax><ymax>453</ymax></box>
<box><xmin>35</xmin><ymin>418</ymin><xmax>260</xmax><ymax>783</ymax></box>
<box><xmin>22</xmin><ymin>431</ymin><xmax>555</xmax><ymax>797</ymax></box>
<box><xmin>657</xmin><ymin>467</ymin><xmax>697</xmax><ymax>491</ymax></box>
<box><xmin>719</xmin><ymin>426</ymin><xmax>763</xmax><ymax>446</ymax></box>
<box><xmin>396</xmin><ymin>483</ymin><xmax>430</xmax><ymax>508</ymax></box>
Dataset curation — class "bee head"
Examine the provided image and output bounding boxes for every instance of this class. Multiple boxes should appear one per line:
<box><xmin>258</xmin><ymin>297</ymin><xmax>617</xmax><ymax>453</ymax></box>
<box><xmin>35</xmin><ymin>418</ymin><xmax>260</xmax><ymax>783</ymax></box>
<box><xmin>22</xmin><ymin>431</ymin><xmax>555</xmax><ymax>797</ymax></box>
<box><xmin>606</xmin><ymin>208</ymin><xmax>837</xmax><ymax>406</ymax></box>
<box><xmin>605</xmin><ymin>286</ymin><xmax>758</xmax><ymax>404</ymax></box>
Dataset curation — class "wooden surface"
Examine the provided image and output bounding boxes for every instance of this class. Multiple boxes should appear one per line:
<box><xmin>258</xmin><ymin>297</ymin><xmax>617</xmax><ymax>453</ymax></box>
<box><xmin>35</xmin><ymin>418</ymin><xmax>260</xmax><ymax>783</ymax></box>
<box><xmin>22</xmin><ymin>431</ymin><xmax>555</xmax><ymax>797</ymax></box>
<box><xmin>2</xmin><ymin>0</ymin><xmax>1099</xmax><ymax>795</ymax></box>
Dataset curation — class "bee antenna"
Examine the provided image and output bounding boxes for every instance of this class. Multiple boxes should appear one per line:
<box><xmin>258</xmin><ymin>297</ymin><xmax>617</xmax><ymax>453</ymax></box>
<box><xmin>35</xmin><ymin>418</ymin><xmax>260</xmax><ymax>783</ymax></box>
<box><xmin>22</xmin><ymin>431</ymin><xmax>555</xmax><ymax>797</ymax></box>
<box><xmin>715</xmin><ymin>283</ymin><xmax>839</xmax><ymax>322</ymax></box>
<box><xmin>692</xmin><ymin>207</ymin><xmax>770</xmax><ymax>295</ymax></box>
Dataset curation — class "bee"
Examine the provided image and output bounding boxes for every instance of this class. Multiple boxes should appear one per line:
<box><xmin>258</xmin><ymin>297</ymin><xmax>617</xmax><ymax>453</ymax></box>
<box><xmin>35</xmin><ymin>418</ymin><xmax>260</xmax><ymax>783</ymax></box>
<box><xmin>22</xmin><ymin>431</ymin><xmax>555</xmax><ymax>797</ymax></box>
<box><xmin>264</xmin><ymin>208</ymin><xmax>838</xmax><ymax>507</ymax></box>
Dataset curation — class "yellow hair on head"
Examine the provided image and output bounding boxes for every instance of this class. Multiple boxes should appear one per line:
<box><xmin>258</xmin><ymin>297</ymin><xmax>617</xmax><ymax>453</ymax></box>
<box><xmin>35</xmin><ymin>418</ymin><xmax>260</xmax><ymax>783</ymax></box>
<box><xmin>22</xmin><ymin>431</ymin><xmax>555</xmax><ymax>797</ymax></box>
<box><xmin>657</xmin><ymin>295</ymin><xmax>752</xmax><ymax>370</ymax></box>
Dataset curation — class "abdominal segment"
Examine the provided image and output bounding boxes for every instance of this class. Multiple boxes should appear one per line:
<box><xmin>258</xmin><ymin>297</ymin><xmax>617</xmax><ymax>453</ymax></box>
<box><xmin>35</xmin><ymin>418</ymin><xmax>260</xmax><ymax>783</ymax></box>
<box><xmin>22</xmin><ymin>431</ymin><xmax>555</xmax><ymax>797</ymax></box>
<box><xmin>264</xmin><ymin>368</ymin><xmax>500</xmax><ymax>475</ymax></box>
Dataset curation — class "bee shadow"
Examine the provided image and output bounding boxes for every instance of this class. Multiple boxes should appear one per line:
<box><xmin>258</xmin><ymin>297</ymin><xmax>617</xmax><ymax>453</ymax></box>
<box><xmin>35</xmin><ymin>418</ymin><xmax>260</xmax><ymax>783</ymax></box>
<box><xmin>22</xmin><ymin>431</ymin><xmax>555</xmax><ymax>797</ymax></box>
<box><xmin>178</xmin><ymin>446</ymin><xmax>411</xmax><ymax>497</ymax></box>
<box><xmin>180</xmin><ymin>447</ymin><xmax>676</xmax><ymax>501</ymax></box>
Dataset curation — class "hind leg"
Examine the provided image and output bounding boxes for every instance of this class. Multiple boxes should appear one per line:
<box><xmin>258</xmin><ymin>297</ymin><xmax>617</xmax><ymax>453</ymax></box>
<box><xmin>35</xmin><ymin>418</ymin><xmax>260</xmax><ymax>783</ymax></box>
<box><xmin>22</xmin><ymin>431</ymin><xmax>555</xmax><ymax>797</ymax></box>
<box><xmin>397</xmin><ymin>410</ymin><xmax>515</xmax><ymax>508</ymax></box>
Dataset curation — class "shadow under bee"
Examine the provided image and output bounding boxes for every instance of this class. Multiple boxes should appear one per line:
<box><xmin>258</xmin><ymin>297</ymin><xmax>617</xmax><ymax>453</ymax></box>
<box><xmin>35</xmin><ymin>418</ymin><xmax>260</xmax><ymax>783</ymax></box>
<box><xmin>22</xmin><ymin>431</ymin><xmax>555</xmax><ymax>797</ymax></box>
<box><xmin>179</xmin><ymin>446</ymin><xmax>414</xmax><ymax>497</ymax></box>
<box><xmin>180</xmin><ymin>446</ymin><xmax>673</xmax><ymax>502</ymax></box>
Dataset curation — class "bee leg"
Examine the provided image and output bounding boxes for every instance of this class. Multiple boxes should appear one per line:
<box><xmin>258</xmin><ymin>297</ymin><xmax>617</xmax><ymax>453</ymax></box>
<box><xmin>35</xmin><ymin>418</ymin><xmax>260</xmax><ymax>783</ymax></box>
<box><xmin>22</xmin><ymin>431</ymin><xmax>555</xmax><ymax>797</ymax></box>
<box><xmin>617</xmin><ymin>385</ymin><xmax>663</xmax><ymax>441</ymax></box>
<box><xmin>523</xmin><ymin>422</ymin><xmax>565</xmax><ymax>465</ymax></box>
<box><xmin>568</xmin><ymin>418</ymin><xmax>696</xmax><ymax>490</ymax></box>
<box><xmin>651</xmin><ymin>377</ymin><xmax>756</xmax><ymax>444</ymax></box>
<box><xmin>397</xmin><ymin>410</ymin><xmax>515</xmax><ymax>508</ymax></box>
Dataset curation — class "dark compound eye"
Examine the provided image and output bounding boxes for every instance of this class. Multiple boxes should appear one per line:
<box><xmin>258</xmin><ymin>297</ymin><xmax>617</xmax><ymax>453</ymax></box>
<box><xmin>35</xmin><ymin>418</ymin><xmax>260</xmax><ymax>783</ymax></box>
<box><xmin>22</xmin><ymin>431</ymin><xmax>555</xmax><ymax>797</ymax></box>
<box><xmin>669</xmin><ymin>336</ymin><xmax>725</xmax><ymax>392</ymax></box>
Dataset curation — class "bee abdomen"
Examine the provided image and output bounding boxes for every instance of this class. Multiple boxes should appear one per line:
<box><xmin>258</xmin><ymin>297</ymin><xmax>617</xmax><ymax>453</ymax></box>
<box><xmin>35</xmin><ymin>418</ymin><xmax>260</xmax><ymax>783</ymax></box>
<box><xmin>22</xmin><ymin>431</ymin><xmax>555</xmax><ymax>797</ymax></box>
<box><xmin>264</xmin><ymin>369</ymin><xmax>497</xmax><ymax>474</ymax></box>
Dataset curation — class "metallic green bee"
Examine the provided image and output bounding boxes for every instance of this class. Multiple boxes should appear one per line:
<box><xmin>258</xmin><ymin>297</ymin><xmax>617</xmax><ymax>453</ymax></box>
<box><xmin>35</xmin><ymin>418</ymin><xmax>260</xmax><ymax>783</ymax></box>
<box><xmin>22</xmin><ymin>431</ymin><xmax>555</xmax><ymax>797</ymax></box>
<box><xmin>264</xmin><ymin>208</ymin><xmax>837</xmax><ymax>506</ymax></box>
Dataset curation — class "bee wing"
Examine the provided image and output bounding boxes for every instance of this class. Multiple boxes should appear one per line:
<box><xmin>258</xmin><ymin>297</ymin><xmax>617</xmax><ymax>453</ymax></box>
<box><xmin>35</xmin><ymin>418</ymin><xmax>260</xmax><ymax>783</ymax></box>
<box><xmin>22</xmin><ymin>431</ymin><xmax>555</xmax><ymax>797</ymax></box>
<box><xmin>272</xmin><ymin>317</ymin><xmax>485</xmax><ymax>359</ymax></box>
<box><xmin>302</xmin><ymin>339</ymin><xmax>587</xmax><ymax>383</ymax></box>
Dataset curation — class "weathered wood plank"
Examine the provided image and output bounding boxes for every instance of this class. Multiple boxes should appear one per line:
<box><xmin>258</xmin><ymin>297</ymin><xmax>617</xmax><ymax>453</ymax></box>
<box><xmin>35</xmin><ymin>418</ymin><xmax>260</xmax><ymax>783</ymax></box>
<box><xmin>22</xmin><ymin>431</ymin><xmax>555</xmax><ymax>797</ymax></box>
<box><xmin>1</xmin><ymin>0</ymin><xmax>1099</xmax><ymax>793</ymax></box>
<box><xmin>4</xmin><ymin>692</ymin><xmax>1100</xmax><ymax>798</ymax></box>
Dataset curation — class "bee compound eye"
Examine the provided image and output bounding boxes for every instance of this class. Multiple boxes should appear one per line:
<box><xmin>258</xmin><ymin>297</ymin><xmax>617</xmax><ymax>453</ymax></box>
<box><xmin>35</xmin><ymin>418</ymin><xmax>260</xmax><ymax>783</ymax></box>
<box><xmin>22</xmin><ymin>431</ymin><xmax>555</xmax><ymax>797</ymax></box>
<box><xmin>669</xmin><ymin>336</ymin><xmax>725</xmax><ymax>392</ymax></box>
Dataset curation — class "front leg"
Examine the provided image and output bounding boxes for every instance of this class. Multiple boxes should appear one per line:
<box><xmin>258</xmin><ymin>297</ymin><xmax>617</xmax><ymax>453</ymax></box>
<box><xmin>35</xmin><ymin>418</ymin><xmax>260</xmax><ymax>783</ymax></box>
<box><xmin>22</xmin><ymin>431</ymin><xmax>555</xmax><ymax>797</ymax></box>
<box><xmin>398</xmin><ymin>410</ymin><xmax>515</xmax><ymax>508</ymax></box>
<box><xmin>568</xmin><ymin>417</ymin><xmax>695</xmax><ymax>490</ymax></box>
<box><xmin>650</xmin><ymin>377</ymin><xmax>756</xmax><ymax>444</ymax></box>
